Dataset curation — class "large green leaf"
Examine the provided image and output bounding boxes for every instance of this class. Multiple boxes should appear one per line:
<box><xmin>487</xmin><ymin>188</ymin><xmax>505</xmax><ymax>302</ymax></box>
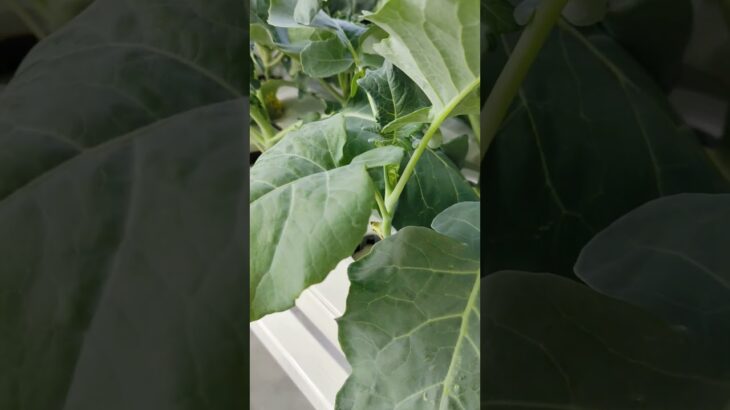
<box><xmin>365</xmin><ymin>0</ymin><xmax>480</xmax><ymax>116</ymax></box>
<box><xmin>337</xmin><ymin>226</ymin><xmax>480</xmax><ymax>410</ymax></box>
<box><xmin>0</xmin><ymin>0</ymin><xmax>247</xmax><ymax>406</ymax></box>
<box><xmin>483</xmin><ymin>271</ymin><xmax>730</xmax><ymax>409</ymax></box>
<box><xmin>342</xmin><ymin>114</ymin><xmax>380</xmax><ymax>163</ymax></box>
<box><xmin>357</xmin><ymin>61</ymin><xmax>430</xmax><ymax>129</ymax></box>
<box><xmin>575</xmin><ymin>193</ymin><xmax>730</xmax><ymax>377</ymax></box>
<box><xmin>250</xmin><ymin>115</ymin><xmax>374</xmax><ymax>320</ymax></box>
<box><xmin>483</xmin><ymin>25</ymin><xmax>730</xmax><ymax>277</ymax></box>
<box><xmin>393</xmin><ymin>149</ymin><xmax>478</xmax><ymax>228</ymax></box>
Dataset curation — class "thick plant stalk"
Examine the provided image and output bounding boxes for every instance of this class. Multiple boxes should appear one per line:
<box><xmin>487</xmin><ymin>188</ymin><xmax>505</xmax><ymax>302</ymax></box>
<box><xmin>481</xmin><ymin>0</ymin><xmax>569</xmax><ymax>159</ymax></box>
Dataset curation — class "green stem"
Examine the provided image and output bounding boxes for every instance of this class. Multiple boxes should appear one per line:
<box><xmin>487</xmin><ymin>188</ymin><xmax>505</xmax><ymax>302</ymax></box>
<box><xmin>255</xmin><ymin>43</ymin><xmax>272</xmax><ymax>79</ymax></box>
<box><xmin>380</xmin><ymin>165</ymin><xmax>394</xmax><ymax>238</ymax></box>
<box><xmin>338</xmin><ymin>73</ymin><xmax>350</xmax><ymax>101</ymax></box>
<box><xmin>318</xmin><ymin>79</ymin><xmax>347</xmax><ymax>105</ymax></box>
<box><xmin>385</xmin><ymin>77</ymin><xmax>481</xmax><ymax>213</ymax></box>
<box><xmin>383</xmin><ymin>165</ymin><xmax>393</xmax><ymax>199</ymax></box>
<box><xmin>346</xmin><ymin>43</ymin><xmax>362</xmax><ymax>69</ymax></box>
<box><xmin>381</xmin><ymin>211</ymin><xmax>393</xmax><ymax>238</ymax></box>
<box><xmin>374</xmin><ymin>188</ymin><xmax>387</xmax><ymax>217</ymax></box>
<box><xmin>269</xmin><ymin>120</ymin><xmax>302</xmax><ymax>145</ymax></box>
<box><xmin>266</xmin><ymin>51</ymin><xmax>285</xmax><ymax>69</ymax></box>
<box><xmin>374</xmin><ymin>187</ymin><xmax>391</xmax><ymax>238</ymax></box>
<box><xmin>250</xmin><ymin>104</ymin><xmax>277</xmax><ymax>143</ymax></box>
<box><xmin>250</xmin><ymin>128</ymin><xmax>267</xmax><ymax>152</ymax></box>
<box><xmin>5</xmin><ymin>0</ymin><xmax>47</xmax><ymax>39</ymax></box>
<box><xmin>468</xmin><ymin>113</ymin><xmax>480</xmax><ymax>145</ymax></box>
<box><xmin>480</xmin><ymin>0</ymin><xmax>569</xmax><ymax>159</ymax></box>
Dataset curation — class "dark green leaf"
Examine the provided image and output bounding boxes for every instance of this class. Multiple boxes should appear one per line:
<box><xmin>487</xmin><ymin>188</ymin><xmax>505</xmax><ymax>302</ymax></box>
<box><xmin>337</xmin><ymin>227</ymin><xmax>480</xmax><ymax>410</ymax></box>
<box><xmin>393</xmin><ymin>149</ymin><xmax>478</xmax><ymax>228</ymax></box>
<box><xmin>575</xmin><ymin>193</ymin><xmax>730</xmax><ymax>377</ymax></box>
<box><xmin>484</xmin><ymin>271</ymin><xmax>730</xmax><ymax>409</ymax></box>
<box><xmin>357</xmin><ymin>61</ymin><xmax>429</xmax><ymax>128</ymax></box>
<box><xmin>442</xmin><ymin>134</ymin><xmax>469</xmax><ymax>169</ymax></box>
<box><xmin>483</xmin><ymin>25</ymin><xmax>729</xmax><ymax>277</ymax></box>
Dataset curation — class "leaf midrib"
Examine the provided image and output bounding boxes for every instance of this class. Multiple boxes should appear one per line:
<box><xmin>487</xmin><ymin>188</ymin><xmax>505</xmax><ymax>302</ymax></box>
<box><xmin>0</xmin><ymin>98</ymin><xmax>241</xmax><ymax>208</ymax></box>
<box><xmin>13</xmin><ymin>42</ymin><xmax>241</xmax><ymax>97</ymax></box>
<box><xmin>438</xmin><ymin>272</ymin><xmax>480</xmax><ymax>409</ymax></box>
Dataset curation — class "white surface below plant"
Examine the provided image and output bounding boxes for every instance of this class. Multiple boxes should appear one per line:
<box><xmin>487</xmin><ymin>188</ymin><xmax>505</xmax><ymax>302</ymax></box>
<box><xmin>250</xmin><ymin>258</ymin><xmax>352</xmax><ymax>410</ymax></box>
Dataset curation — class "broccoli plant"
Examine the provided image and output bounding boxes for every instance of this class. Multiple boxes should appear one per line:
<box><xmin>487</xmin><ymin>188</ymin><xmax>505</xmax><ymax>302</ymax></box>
<box><xmin>250</xmin><ymin>0</ymin><xmax>482</xmax><ymax>407</ymax></box>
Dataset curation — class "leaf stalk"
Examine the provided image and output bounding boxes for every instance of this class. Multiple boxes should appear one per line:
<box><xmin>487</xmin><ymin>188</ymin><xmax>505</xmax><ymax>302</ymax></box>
<box><xmin>384</xmin><ymin>77</ymin><xmax>481</xmax><ymax>213</ymax></box>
